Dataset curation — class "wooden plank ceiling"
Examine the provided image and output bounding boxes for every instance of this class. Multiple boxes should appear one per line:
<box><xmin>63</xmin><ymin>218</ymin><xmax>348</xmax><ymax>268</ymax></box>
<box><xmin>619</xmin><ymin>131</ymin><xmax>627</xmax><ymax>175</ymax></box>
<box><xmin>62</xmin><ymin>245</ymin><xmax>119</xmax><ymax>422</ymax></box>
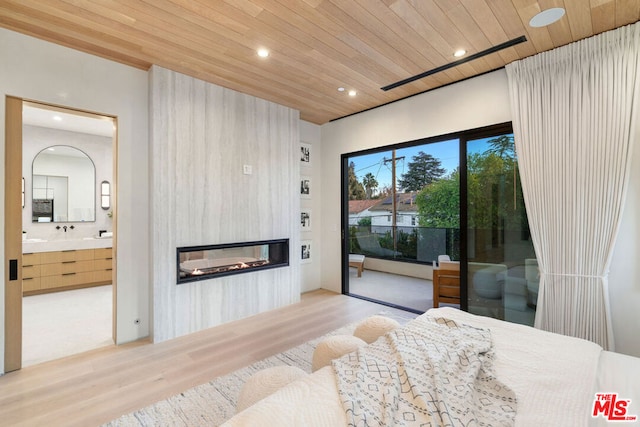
<box><xmin>0</xmin><ymin>0</ymin><xmax>638</xmax><ymax>124</ymax></box>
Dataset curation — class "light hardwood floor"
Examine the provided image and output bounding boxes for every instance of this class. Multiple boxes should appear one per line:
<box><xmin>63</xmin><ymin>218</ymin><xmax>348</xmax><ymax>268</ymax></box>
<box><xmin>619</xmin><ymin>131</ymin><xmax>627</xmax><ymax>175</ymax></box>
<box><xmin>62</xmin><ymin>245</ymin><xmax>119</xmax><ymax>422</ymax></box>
<box><xmin>0</xmin><ymin>289</ymin><xmax>413</xmax><ymax>427</ymax></box>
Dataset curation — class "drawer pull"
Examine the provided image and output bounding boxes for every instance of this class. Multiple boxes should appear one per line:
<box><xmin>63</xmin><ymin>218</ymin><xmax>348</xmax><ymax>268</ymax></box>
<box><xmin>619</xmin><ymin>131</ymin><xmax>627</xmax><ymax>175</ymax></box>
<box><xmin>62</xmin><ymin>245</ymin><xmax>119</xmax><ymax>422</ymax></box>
<box><xmin>62</xmin><ymin>272</ymin><xmax>76</xmax><ymax>276</ymax></box>
<box><xmin>23</xmin><ymin>264</ymin><xmax>33</xmax><ymax>267</ymax></box>
<box><xmin>62</xmin><ymin>261</ymin><xmax>76</xmax><ymax>264</ymax></box>
<box><xmin>23</xmin><ymin>277</ymin><xmax>33</xmax><ymax>281</ymax></box>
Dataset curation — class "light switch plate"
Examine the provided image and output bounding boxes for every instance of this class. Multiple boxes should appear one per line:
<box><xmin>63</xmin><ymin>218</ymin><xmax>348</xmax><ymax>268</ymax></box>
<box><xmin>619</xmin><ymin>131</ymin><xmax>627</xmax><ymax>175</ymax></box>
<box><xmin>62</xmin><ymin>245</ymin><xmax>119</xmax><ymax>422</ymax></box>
<box><xmin>243</xmin><ymin>165</ymin><xmax>252</xmax><ymax>175</ymax></box>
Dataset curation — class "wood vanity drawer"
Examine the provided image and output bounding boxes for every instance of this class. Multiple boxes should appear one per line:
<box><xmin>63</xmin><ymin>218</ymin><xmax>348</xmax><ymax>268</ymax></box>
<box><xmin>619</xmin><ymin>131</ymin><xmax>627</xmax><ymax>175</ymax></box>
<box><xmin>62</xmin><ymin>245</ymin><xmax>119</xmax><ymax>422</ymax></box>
<box><xmin>94</xmin><ymin>248</ymin><xmax>113</xmax><ymax>259</ymax></box>
<box><xmin>62</xmin><ymin>271</ymin><xmax>93</xmax><ymax>287</ymax></box>
<box><xmin>40</xmin><ymin>274</ymin><xmax>64</xmax><ymax>289</ymax></box>
<box><xmin>60</xmin><ymin>249</ymin><xmax>94</xmax><ymax>262</ymax></box>
<box><xmin>40</xmin><ymin>251</ymin><xmax>63</xmax><ymax>264</ymax></box>
<box><xmin>22</xmin><ymin>247</ymin><xmax>113</xmax><ymax>295</ymax></box>
<box><xmin>94</xmin><ymin>258</ymin><xmax>113</xmax><ymax>270</ymax></box>
<box><xmin>23</xmin><ymin>252</ymin><xmax>42</xmax><ymax>266</ymax></box>
<box><xmin>93</xmin><ymin>269</ymin><xmax>113</xmax><ymax>283</ymax></box>
<box><xmin>40</xmin><ymin>263</ymin><xmax>63</xmax><ymax>277</ymax></box>
<box><xmin>22</xmin><ymin>264</ymin><xmax>41</xmax><ymax>279</ymax></box>
<box><xmin>61</xmin><ymin>260</ymin><xmax>94</xmax><ymax>274</ymax></box>
<box><xmin>22</xmin><ymin>277</ymin><xmax>41</xmax><ymax>292</ymax></box>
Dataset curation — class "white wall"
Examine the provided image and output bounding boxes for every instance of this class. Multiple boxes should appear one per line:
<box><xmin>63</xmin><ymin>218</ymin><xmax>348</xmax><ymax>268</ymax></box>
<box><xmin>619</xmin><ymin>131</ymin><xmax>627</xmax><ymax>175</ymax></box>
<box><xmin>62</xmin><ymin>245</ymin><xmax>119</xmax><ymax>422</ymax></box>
<box><xmin>149</xmin><ymin>66</ymin><xmax>300</xmax><ymax>342</ymax></box>
<box><xmin>320</xmin><ymin>70</ymin><xmax>513</xmax><ymax>294</ymax></box>
<box><xmin>319</xmin><ymin>69</ymin><xmax>640</xmax><ymax>357</ymax></box>
<box><xmin>300</xmin><ymin>120</ymin><xmax>322</xmax><ymax>293</ymax></box>
<box><xmin>608</xmin><ymin>119</ymin><xmax>640</xmax><ymax>357</ymax></box>
<box><xmin>0</xmin><ymin>28</ymin><xmax>149</xmax><ymax>373</ymax></box>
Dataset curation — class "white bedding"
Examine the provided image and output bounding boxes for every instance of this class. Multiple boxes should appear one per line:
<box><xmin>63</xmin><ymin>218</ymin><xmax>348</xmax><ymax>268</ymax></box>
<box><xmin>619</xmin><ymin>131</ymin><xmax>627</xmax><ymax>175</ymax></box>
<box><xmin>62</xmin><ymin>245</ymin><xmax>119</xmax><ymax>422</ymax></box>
<box><xmin>223</xmin><ymin>307</ymin><xmax>607</xmax><ymax>427</ymax></box>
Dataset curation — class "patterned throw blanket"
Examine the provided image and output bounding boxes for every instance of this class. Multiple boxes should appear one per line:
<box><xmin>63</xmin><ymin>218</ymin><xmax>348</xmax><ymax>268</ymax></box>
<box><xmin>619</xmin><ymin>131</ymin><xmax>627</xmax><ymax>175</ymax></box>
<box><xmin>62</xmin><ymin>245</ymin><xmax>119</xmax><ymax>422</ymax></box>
<box><xmin>332</xmin><ymin>316</ymin><xmax>517</xmax><ymax>426</ymax></box>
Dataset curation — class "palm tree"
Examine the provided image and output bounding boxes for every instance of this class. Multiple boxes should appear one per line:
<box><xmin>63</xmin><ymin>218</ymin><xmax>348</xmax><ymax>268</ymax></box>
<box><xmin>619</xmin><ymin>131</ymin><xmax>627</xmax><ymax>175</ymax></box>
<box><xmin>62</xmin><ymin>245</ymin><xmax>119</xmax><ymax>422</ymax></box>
<box><xmin>362</xmin><ymin>173</ymin><xmax>378</xmax><ymax>199</ymax></box>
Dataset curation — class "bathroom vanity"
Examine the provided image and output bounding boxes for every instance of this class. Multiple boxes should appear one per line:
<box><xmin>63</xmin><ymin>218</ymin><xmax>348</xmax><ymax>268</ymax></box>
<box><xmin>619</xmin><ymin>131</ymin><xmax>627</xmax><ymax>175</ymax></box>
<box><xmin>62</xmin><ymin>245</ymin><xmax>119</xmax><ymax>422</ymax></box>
<box><xmin>22</xmin><ymin>239</ymin><xmax>113</xmax><ymax>296</ymax></box>
<box><xmin>20</xmin><ymin>113</ymin><xmax>115</xmax><ymax>296</ymax></box>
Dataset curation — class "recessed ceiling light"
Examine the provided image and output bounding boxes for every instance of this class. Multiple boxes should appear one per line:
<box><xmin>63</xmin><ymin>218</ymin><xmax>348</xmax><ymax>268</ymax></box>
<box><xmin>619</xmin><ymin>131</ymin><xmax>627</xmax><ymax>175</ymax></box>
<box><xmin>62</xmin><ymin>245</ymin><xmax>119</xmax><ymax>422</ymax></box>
<box><xmin>529</xmin><ymin>8</ymin><xmax>565</xmax><ymax>28</ymax></box>
<box><xmin>257</xmin><ymin>48</ymin><xmax>269</xmax><ymax>58</ymax></box>
<box><xmin>52</xmin><ymin>115</ymin><xmax>62</xmax><ymax>121</ymax></box>
<box><xmin>337</xmin><ymin>87</ymin><xmax>345</xmax><ymax>92</ymax></box>
<box><xmin>348</xmin><ymin>90</ymin><xmax>357</xmax><ymax>97</ymax></box>
<box><xmin>453</xmin><ymin>49</ymin><xmax>466</xmax><ymax>58</ymax></box>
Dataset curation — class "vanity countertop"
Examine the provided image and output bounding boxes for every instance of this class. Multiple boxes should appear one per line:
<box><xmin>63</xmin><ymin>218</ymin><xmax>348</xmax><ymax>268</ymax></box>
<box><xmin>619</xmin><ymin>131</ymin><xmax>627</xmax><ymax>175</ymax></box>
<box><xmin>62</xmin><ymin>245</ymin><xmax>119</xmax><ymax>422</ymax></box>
<box><xmin>23</xmin><ymin>237</ymin><xmax>113</xmax><ymax>253</ymax></box>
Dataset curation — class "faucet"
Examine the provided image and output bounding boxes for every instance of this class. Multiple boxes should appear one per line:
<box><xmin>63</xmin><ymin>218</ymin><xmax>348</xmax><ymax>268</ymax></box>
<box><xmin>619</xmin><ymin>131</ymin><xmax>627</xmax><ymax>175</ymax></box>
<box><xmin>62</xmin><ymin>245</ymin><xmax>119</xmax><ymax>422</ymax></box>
<box><xmin>55</xmin><ymin>225</ymin><xmax>75</xmax><ymax>232</ymax></box>
<box><xmin>63</xmin><ymin>225</ymin><xmax>67</xmax><ymax>232</ymax></box>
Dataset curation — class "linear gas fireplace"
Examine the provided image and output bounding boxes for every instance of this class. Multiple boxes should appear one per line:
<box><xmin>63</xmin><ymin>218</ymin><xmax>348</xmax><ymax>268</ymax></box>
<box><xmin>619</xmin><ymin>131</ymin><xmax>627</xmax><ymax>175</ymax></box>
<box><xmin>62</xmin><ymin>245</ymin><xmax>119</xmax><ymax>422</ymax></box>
<box><xmin>177</xmin><ymin>238</ymin><xmax>289</xmax><ymax>284</ymax></box>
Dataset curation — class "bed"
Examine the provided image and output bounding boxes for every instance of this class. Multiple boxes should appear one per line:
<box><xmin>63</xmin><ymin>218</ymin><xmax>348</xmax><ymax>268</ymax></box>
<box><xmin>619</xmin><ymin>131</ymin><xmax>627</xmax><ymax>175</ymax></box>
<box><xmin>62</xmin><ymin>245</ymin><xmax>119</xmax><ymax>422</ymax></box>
<box><xmin>222</xmin><ymin>307</ymin><xmax>640</xmax><ymax>426</ymax></box>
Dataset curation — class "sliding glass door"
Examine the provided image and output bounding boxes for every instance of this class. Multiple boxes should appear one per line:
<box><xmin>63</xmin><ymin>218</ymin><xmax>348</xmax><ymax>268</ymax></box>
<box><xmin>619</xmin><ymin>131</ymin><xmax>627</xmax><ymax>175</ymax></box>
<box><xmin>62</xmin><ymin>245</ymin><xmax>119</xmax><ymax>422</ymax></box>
<box><xmin>342</xmin><ymin>123</ymin><xmax>537</xmax><ymax>326</ymax></box>
<box><xmin>464</xmin><ymin>133</ymin><xmax>537</xmax><ymax>326</ymax></box>
<box><xmin>343</xmin><ymin>139</ymin><xmax>459</xmax><ymax>313</ymax></box>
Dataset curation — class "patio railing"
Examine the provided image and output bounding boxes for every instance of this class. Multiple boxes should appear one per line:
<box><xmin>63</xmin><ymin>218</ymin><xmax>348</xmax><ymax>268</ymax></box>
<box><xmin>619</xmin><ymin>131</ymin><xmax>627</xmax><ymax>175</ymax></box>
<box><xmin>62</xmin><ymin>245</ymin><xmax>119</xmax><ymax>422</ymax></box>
<box><xmin>349</xmin><ymin>225</ymin><xmax>460</xmax><ymax>264</ymax></box>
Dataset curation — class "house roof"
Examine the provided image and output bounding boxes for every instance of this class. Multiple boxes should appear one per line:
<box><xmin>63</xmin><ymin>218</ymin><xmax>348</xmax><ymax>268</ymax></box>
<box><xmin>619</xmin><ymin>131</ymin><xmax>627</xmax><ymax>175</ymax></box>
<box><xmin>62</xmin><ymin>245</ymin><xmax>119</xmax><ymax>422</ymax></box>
<box><xmin>0</xmin><ymin>2</ymin><xmax>637</xmax><ymax>124</ymax></box>
<box><xmin>369</xmin><ymin>192</ymin><xmax>419</xmax><ymax>213</ymax></box>
<box><xmin>349</xmin><ymin>199</ymin><xmax>381</xmax><ymax>215</ymax></box>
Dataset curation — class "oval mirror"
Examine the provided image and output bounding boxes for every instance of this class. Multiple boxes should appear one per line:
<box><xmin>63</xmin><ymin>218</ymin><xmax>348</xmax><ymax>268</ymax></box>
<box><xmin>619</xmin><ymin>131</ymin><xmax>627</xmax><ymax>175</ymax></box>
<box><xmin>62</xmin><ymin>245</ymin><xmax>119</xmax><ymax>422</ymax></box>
<box><xmin>32</xmin><ymin>145</ymin><xmax>95</xmax><ymax>222</ymax></box>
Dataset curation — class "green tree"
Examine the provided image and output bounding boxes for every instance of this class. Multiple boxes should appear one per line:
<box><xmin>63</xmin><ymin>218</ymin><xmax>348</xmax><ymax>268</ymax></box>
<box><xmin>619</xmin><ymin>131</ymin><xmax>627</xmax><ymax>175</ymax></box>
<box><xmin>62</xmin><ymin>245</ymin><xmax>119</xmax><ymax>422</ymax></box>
<box><xmin>397</xmin><ymin>151</ymin><xmax>445</xmax><ymax>192</ymax></box>
<box><xmin>416</xmin><ymin>135</ymin><xmax>522</xmax><ymax>230</ymax></box>
<box><xmin>467</xmin><ymin>149</ymin><xmax>522</xmax><ymax>230</ymax></box>
<box><xmin>362</xmin><ymin>173</ymin><xmax>378</xmax><ymax>199</ymax></box>
<box><xmin>348</xmin><ymin>161</ymin><xmax>365</xmax><ymax>200</ymax></box>
<box><xmin>484</xmin><ymin>135</ymin><xmax>515</xmax><ymax>160</ymax></box>
<box><xmin>357</xmin><ymin>217</ymin><xmax>371</xmax><ymax>226</ymax></box>
<box><xmin>416</xmin><ymin>170</ymin><xmax>460</xmax><ymax>228</ymax></box>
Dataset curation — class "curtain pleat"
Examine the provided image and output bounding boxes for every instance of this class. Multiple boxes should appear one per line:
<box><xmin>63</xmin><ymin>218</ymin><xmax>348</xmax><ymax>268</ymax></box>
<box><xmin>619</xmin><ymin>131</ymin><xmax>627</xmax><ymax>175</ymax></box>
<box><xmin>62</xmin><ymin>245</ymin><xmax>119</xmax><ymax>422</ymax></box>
<box><xmin>506</xmin><ymin>23</ymin><xmax>640</xmax><ymax>350</ymax></box>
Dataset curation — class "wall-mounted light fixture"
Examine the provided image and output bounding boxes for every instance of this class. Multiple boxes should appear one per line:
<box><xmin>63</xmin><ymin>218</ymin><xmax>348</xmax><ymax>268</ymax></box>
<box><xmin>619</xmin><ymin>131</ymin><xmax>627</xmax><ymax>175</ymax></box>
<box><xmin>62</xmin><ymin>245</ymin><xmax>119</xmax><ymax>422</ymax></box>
<box><xmin>101</xmin><ymin>180</ymin><xmax>110</xmax><ymax>210</ymax></box>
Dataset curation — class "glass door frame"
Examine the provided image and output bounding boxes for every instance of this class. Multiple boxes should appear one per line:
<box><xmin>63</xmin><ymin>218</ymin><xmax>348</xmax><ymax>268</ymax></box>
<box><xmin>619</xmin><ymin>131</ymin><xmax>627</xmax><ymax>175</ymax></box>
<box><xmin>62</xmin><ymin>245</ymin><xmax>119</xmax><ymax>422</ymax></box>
<box><xmin>460</xmin><ymin>122</ymin><xmax>517</xmax><ymax>312</ymax></box>
<box><xmin>340</xmin><ymin>122</ymin><xmax>516</xmax><ymax>314</ymax></box>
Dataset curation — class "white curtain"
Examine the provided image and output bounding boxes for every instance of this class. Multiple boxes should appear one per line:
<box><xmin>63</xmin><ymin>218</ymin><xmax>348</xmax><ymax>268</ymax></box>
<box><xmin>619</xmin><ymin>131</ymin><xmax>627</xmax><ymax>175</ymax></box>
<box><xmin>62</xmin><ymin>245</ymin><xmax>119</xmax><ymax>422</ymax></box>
<box><xmin>505</xmin><ymin>23</ymin><xmax>640</xmax><ymax>350</ymax></box>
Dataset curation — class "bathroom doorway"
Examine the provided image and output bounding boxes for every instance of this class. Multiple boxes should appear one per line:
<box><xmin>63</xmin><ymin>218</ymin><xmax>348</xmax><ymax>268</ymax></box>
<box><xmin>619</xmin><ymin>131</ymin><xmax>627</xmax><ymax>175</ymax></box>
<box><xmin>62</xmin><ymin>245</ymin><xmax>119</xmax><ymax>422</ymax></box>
<box><xmin>4</xmin><ymin>97</ymin><xmax>118</xmax><ymax>370</ymax></box>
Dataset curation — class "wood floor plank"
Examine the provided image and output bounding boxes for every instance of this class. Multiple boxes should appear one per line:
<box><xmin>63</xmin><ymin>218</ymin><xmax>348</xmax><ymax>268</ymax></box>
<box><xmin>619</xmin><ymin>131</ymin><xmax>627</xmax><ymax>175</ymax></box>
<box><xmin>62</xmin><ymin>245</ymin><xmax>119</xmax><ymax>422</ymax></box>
<box><xmin>0</xmin><ymin>290</ymin><xmax>413</xmax><ymax>427</ymax></box>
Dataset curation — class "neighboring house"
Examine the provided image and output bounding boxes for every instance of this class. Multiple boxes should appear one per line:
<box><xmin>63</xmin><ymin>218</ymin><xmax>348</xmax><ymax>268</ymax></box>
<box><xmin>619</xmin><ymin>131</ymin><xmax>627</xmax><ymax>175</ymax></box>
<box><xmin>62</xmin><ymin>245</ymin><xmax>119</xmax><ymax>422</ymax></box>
<box><xmin>367</xmin><ymin>192</ymin><xmax>419</xmax><ymax>234</ymax></box>
<box><xmin>348</xmin><ymin>199</ymin><xmax>379</xmax><ymax>226</ymax></box>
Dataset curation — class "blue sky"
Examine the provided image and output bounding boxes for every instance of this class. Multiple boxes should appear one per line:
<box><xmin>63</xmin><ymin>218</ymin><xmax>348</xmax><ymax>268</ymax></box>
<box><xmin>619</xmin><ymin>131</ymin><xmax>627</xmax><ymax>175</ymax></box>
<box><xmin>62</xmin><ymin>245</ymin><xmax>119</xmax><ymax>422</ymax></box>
<box><xmin>349</xmin><ymin>136</ymin><xmax>504</xmax><ymax>191</ymax></box>
<box><xmin>350</xmin><ymin>139</ymin><xmax>459</xmax><ymax>190</ymax></box>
